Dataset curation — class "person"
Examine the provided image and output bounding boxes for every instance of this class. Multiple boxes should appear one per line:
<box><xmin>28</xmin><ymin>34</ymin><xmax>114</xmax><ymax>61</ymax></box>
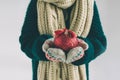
<box><xmin>19</xmin><ymin>0</ymin><xmax>107</xmax><ymax>80</ymax></box>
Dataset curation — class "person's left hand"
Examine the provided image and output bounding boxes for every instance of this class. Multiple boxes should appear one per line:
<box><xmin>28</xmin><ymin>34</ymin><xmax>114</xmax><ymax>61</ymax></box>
<box><xmin>66</xmin><ymin>46</ymin><xmax>85</xmax><ymax>64</ymax></box>
<box><xmin>66</xmin><ymin>38</ymin><xmax>89</xmax><ymax>64</ymax></box>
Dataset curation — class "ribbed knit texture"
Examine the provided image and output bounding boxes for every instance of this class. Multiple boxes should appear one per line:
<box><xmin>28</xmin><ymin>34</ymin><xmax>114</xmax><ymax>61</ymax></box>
<box><xmin>37</xmin><ymin>0</ymin><xmax>94</xmax><ymax>37</ymax></box>
<box><xmin>19</xmin><ymin>0</ymin><xmax>107</xmax><ymax>80</ymax></box>
<box><xmin>37</xmin><ymin>0</ymin><xmax>94</xmax><ymax>80</ymax></box>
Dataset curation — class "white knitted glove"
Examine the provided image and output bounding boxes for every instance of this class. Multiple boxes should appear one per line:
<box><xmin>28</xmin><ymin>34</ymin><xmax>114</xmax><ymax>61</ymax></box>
<box><xmin>66</xmin><ymin>46</ymin><xmax>84</xmax><ymax>64</ymax></box>
<box><xmin>42</xmin><ymin>38</ymin><xmax>66</xmax><ymax>62</ymax></box>
<box><xmin>77</xmin><ymin>38</ymin><xmax>88</xmax><ymax>50</ymax></box>
<box><xmin>46</xmin><ymin>48</ymin><xmax>66</xmax><ymax>62</ymax></box>
<box><xmin>42</xmin><ymin>38</ymin><xmax>88</xmax><ymax>63</ymax></box>
<box><xmin>66</xmin><ymin>38</ymin><xmax>89</xmax><ymax>64</ymax></box>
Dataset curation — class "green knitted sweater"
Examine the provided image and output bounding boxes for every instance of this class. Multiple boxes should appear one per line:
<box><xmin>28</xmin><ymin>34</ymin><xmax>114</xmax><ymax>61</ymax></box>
<box><xmin>19</xmin><ymin>0</ymin><xmax>107</xmax><ymax>80</ymax></box>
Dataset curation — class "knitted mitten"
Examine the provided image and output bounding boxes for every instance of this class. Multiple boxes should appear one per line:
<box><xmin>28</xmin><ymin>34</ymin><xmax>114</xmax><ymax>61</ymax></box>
<box><xmin>46</xmin><ymin>48</ymin><xmax>66</xmax><ymax>62</ymax></box>
<box><xmin>42</xmin><ymin>38</ymin><xmax>88</xmax><ymax>63</ymax></box>
<box><xmin>42</xmin><ymin>38</ymin><xmax>66</xmax><ymax>62</ymax></box>
<box><xmin>66</xmin><ymin>38</ymin><xmax>88</xmax><ymax>63</ymax></box>
<box><xmin>66</xmin><ymin>46</ymin><xmax>84</xmax><ymax>64</ymax></box>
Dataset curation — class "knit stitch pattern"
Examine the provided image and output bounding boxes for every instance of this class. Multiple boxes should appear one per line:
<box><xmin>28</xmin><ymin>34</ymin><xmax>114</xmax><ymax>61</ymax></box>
<box><xmin>19</xmin><ymin>0</ymin><xmax>107</xmax><ymax>80</ymax></box>
<box><xmin>37</xmin><ymin>0</ymin><xmax>94</xmax><ymax>80</ymax></box>
<box><xmin>37</xmin><ymin>0</ymin><xmax>94</xmax><ymax>37</ymax></box>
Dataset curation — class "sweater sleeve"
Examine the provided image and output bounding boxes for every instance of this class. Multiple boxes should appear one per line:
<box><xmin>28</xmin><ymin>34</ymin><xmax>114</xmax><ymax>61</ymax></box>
<box><xmin>19</xmin><ymin>0</ymin><xmax>52</xmax><ymax>60</ymax></box>
<box><xmin>72</xmin><ymin>1</ymin><xmax>107</xmax><ymax>66</ymax></box>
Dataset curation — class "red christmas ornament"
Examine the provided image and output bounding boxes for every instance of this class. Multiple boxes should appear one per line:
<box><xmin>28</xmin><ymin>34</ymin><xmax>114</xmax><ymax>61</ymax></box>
<box><xmin>54</xmin><ymin>28</ymin><xmax>79</xmax><ymax>51</ymax></box>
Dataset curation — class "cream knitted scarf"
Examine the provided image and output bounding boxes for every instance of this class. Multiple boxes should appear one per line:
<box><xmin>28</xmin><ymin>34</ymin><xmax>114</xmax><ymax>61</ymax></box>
<box><xmin>37</xmin><ymin>0</ymin><xmax>94</xmax><ymax>80</ymax></box>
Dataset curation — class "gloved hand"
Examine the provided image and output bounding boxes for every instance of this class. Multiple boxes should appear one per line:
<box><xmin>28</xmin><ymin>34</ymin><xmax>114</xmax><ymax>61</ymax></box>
<box><xmin>42</xmin><ymin>38</ymin><xmax>66</xmax><ymax>62</ymax></box>
<box><xmin>66</xmin><ymin>46</ymin><xmax>84</xmax><ymax>64</ymax></box>
<box><xmin>77</xmin><ymin>38</ymin><xmax>88</xmax><ymax>50</ymax></box>
<box><xmin>66</xmin><ymin>38</ymin><xmax>88</xmax><ymax>64</ymax></box>
<box><xmin>42</xmin><ymin>38</ymin><xmax>88</xmax><ymax>63</ymax></box>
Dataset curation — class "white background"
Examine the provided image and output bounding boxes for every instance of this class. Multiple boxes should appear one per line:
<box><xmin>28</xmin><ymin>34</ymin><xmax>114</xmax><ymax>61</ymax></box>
<box><xmin>0</xmin><ymin>0</ymin><xmax>120</xmax><ymax>80</ymax></box>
